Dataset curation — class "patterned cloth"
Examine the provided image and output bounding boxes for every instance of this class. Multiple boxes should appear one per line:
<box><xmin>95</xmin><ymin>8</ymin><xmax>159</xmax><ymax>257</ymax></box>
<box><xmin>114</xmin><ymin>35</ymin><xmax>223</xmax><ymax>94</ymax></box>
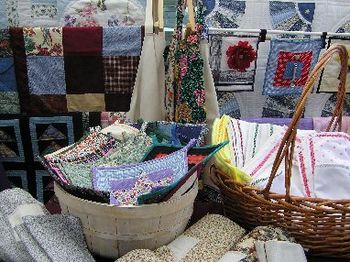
<box><xmin>118</xmin><ymin>214</ymin><xmax>246</xmax><ymax>262</ymax></box>
<box><xmin>92</xmin><ymin>139</ymin><xmax>196</xmax><ymax>192</ymax></box>
<box><xmin>110</xmin><ymin>170</ymin><xmax>174</xmax><ymax>206</ymax></box>
<box><xmin>263</xmin><ymin>38</ymin><xmax>323</xmax><ymax>96</ymax></box>
<box><xmin>164</xmin><ymin>0</ymin><xmax>206</xmax><ymax>124</ymax></box>
<box><xmin>50</xmin><ymin>132</ymin><xmax>152</xmax><ymax>189</ymax></box>
<box><xmin>0</xmin><ymin>0</ymin><xmax>146</xmax><ymax>28</ymax></box>
<box><xmin>103</xmin><ymin>56</ymin><xmax>140</xmax><ymax>94</ymax></box>
<box><xmin>2</xmin><ymin>25</ymin><xmax>142</xmax><ymax>114</ymax></box>
<box><xmin>209</xmin><ymin>35</ymin><xmax>258</xmax><ymax>91</ymax></box>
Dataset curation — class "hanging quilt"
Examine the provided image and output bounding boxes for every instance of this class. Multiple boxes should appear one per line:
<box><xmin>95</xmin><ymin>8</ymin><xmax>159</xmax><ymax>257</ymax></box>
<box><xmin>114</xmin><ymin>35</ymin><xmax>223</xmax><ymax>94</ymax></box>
<box><xmin>5</xmin><ymin>25</ymin><xmax>142</xmax><ymax>114</ymax></box>
<box><xmin>0</xmin><ymin>0</ymin><xmax>146</xmax><ymax>28</ymax></box>
<box><xmin>263</xmin><ymin>38</ymin><xmax>323</xmax><ymax>96</ymax></box>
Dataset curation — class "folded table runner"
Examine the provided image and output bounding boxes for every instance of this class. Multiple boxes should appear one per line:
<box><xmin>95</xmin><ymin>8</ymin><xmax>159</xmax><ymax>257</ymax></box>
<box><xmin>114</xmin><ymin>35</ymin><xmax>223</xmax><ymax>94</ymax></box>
<box><xmin>92</xmin><ymin>139</ymin><xmax>197</xmax><ymax>192</ymax></box>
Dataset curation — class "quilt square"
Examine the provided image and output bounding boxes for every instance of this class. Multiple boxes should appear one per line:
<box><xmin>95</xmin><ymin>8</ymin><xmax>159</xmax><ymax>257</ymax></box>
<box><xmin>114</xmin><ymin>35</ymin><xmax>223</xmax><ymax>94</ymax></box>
<box><xmin>31</xmin><ymin>4</ymin><xmax>57</xmax><ymax>18</ymax></box>
<box><xmin>35</xmin><ymin>170</ymin><xmax>53</xmax><ymax>203</ymax></box>
<box><xmin>6</xmin><ymin>170</ymin><xmax>29</xmax><ymax>191</ymax></box>
<box><xmin>63</xmin><ymin>27</ymin><xmax>102</xmax><ymax>56</ymax></box>
<box><xmin>105</xmin><ymin>93</ymin><xmax>131</xmax><ymax>112</ymax></box>
<box><xmin>28</xmin><ymin>95</ymin><xmax>67</xmax><ymax>114</ymax></box>
<box><xmin>67</xmin><ymin>93</ymin><xmax>106</xmax><ymax>112</ymax></box>
<box><xmin>0</xmin><ymin>92</ymin><xmax>20</xmax><ymax>114</ymax></box>
<box><xmin>0</xmin><ymin>29</ymin><xmax>12</xmax><ymax>57</ymax></box>
<box><xmin>273</xmin><ymin>51</ymin><xmax>312</xmax><ymax>87</ymax></box>
<box><xmin>23</xmin><ymin>27</ymin><xmax>63</xmax><ymax>56</ymax></box>
<box><xmin>102</xmin><ymin>27</ymin><xmax>142</xmax><ymax>56</ymax></box>
<box><xmin>27</xmin><ymin>56</ymin><xmax>66</xmax><ymax>95</ymax></box>
<box><xmin>103</xmin><ymin>56</ymin><xmax>139</xmax><ymax>94</ymax></box>
<box><xmin>64</xmin><ymin>55</ymin><xmax>104</xmax><ymax>94</ymax></box>
<box><xmin>263</xmin><ymin>38</ymin><xmax>323</xmax><ymax>96</ymax></box>
<box><xmin>209</xmin><ymin>34</ymin><xmax>258</xmax><ymax>91</ymax></box>
<box><xmin>0</xmin><ymin>119</ymin><xmax>24</xmax><ymax>162</ymax></box>
<box><xmin>29</xmin><ymin>116</ymin><xmax>74</xmax><ymax>160</ymax></box>
<box><xmin>0</xmin><ymin>57</ymin><xmax>17</xmax><ymax>91</ymax></box>
<box><xmin>318</xmin><ymin>38</ymin><xmax>350</xmax><ymax>93</ymax></box>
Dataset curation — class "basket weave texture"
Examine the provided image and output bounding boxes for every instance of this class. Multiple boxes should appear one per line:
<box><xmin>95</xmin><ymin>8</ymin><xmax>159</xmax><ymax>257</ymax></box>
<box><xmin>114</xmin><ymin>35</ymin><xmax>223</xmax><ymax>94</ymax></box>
<box><xmin>55</xmin><ymin>182</ymin><xmax>198</xmax><ymax>259</ymax></box>
<box><xmin>212</xmin><ymin>44</ymin><xmax>350</xmax><ymax>258</ymax></box>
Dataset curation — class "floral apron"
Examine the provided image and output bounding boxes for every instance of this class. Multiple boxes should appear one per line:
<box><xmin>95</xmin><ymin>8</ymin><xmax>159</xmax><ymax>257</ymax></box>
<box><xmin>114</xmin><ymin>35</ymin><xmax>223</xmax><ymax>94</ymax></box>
<box><xmin>165</xmin><ymin>0</ymin><xmax>206</xmax><ymax>124</ymax></box>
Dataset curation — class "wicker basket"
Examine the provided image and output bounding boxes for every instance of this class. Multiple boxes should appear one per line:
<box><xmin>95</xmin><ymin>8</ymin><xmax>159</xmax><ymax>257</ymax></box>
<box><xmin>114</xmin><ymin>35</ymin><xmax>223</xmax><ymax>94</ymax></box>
<box><xmin>212</xmin><ymin>44</ymin><xmax>350</xmax><ymax>258</ymax></box>
<box><xmin>54</xmin><ymin>181</ymin><xmax>198</xmax><ymax>259</ymax></box>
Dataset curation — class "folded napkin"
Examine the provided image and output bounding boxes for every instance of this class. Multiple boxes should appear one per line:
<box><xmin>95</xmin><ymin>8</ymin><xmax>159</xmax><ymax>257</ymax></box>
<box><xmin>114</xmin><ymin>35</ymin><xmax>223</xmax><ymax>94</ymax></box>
<box><xmin>255</xmin><ymin>241</ymin><xmax>307</xmax><ymax>262</ymax></box>
<box><xmin>0</xmin><ymin>188</ymin><xmax>95</xmax><ymax>262</ymax></box>
<box><xmin>22</xmin><ymin>215</ymin><xmax>95</xmax><ymax>262</ymax></box>
<box><xmin>0</xmin><ymin>188</ymin><xmax>49</xmax><ymax>262</ymax></box>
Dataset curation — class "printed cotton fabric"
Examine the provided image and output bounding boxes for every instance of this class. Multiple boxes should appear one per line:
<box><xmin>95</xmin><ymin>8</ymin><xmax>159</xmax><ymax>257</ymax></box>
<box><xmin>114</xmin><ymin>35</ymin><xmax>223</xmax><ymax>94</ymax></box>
<box><xmin>164</xmin><ymin>0</ymin><xmax>206</xmax><ymax>124</ymax></box>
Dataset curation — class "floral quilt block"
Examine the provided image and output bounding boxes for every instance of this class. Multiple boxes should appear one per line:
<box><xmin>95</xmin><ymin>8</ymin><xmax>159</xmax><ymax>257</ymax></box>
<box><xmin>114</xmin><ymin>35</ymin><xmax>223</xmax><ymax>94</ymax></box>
<box><xmin>318</xmin><ymin>38</ymin><xmax>350</xmax><ymax>93</ymax></box>
<box><xmin>23</xmin><ymin>27</ymin><xmax>63</xmax><ymax>56</ymax></box>
<box><xmin>209</xmin><ymin>35</ymin><xmax>258</xmax><ymax>91</ymax></box>
<box><xmin>263</xmin><ymin>38</ymin><xmax>323</xmax><ymax>96</ymax></box>
<box><xmin>31</xmin><ymin>4</ymin><xmax>57</xmax><ymax>19</ymax></box>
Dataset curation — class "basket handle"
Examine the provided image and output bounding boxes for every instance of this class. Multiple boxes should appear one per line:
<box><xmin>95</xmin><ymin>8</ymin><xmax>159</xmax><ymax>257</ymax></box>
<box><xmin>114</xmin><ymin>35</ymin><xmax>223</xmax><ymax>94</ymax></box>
<box><xmin>262</xmin><ymin>44</ymin><xmax>349</xmax><ymax>201</ymax></box>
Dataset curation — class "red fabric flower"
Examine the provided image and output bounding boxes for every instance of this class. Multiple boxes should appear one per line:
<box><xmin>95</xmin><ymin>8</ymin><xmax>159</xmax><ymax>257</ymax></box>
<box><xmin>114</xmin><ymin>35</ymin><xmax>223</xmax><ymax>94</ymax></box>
<box><xmin>226</xmin><ymin>41</ymin><xmax>257</xmax><ymax>72</ymax></box>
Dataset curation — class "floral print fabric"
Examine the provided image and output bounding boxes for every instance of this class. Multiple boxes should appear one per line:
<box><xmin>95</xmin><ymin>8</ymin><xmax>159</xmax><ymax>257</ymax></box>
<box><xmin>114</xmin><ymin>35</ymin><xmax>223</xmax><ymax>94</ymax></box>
<box><xmin>165</xmin><ymin>0</ymin><xmax>206</xmax><ymax>124</ymax></box>
<box><xmin>23</xmin><ymin>27</ymin><xmax>63</xmax><ymax>56</ymax></box>
<box><xmin>110</xmin><ymin>170</ymin><xmax>174</xmax><ymax>206</ymax></box>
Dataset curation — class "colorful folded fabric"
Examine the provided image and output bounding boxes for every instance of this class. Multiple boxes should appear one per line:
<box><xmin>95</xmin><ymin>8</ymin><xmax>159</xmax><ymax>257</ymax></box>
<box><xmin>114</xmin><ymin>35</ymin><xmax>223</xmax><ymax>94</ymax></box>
<box><xmin>110</xmin><ymin>170</ymin><xmax>174</xmax><ymax>206</ymax></box>
<box><xmin>45</xmin><ymin>127</ymin><xmax>116</xmax><ymax>164</ymax></box>
<box><xmin>92</xmin><ymin>139</ymin><xmax>196</xmax><ymax>192</ymax></box>
<box><xmin>212</xmin><ymin>116</ymin><xmax>251</xmax><ymax>184</ymax></box>
<box><xmin>139</xmin><ymin>121</ymin><xmax>208</xmax><ymax>146</ymax></box>
<box><xmin>47</xmin><ymin>131</ymin><xmax>152</xmax><ymax>189</ymax></box>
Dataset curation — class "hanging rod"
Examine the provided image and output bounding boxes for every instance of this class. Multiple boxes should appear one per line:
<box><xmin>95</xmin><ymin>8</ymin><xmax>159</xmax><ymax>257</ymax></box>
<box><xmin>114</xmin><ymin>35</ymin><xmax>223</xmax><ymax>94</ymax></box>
<box><xmin>163</xmin><ymin>27</ymin><xmax>350</xmax><ymax>37</ymax></box>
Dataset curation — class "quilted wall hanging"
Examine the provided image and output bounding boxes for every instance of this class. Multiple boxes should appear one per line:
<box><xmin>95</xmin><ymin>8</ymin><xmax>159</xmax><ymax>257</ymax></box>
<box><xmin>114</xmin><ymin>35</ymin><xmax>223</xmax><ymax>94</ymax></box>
<box><xmin>263</xmin><ymin>38</ymin><xmax>322</xmax><ymax>96</ymax></box>
<box><xmin>209</xmin><ymin>35</ymin><xmax>258</xmax><ymax>91</ymax></box>
<box><xmin>2</xmin><ymin>26</ymin><xmax>143</xmax><ymax>114</ymax></box>
<box><xmin>204</xmin><ymin>0</ymin><xmax>350</xmax><ymax>118</ymax></box>
<box><xmin>0</xmin><ymin>0</ymin><xmax>146</xmax><ymax>28</ymax></box>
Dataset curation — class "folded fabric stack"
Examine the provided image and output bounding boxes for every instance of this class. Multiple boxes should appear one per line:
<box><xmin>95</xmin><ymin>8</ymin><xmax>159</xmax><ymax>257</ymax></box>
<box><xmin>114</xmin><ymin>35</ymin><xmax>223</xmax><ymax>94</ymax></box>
<box><xmin>0</xmin><ymin>188</ymin><xmax>94</xmax><ymax>262</ymax></box>
<box><xmin>117</xmin><ymin>214</ymin><xmax>305</xmax><ymax>262</ymax></box>
<box><xmin>42</xmin><ymin>121</ymin><xmax>223</xmax><ymax>206</ymax></box>
<box><xmin>214</xmin><ymin>115</ymin><xmax>350</xmax><ymax>200</ymax></box>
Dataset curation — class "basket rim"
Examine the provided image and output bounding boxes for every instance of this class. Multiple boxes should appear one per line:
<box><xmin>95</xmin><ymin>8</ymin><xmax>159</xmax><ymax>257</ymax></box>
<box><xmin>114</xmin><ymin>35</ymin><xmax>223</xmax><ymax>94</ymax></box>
<box><xmin>214</xmin><ymin>168</ymin><xmax>350</xmax><ymax>205</ymax></box>
<box><xmin>54</xmin><ymin>180</ymin><xmax>198</xmax><ymax>209</ymax></box>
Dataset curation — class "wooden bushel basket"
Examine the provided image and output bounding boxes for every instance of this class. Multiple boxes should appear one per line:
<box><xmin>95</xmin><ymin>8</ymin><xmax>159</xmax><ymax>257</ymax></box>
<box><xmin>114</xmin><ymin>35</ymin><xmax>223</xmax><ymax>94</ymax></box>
<box><xmin>55</xmin><ymin>181</ymin><xmax>198</xmax><ymax>259</ymax></box>
<box><xmin>212</xmin><ymin>44</ymin><xmax>350</xmax><ymax>258</ymax></box>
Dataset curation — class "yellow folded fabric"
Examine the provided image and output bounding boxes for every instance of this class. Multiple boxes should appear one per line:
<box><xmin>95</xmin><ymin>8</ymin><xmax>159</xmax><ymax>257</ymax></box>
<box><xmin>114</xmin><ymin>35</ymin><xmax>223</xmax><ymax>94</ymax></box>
<box><xmin>212</xmin><ymin>115</ymin><xmax>251</xmax><ymax>184</ymax></box>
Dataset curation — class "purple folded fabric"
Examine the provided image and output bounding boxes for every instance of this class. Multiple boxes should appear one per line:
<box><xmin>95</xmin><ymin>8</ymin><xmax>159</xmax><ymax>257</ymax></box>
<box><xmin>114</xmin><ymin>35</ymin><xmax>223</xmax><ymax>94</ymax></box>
<box><xmin>313</xmin><ymin>116</ymin><xmax>350</xmax><ymax>132</ymax></box>
<box><xmin>93</xmin><ymin>139</ymin><xmax>197</xmax><ymax>192</ymax></box>
<box><xmin>110</xmin><ymin>169</ymin><xmax>174</xmax><ymax>206</ymax></box>
<box><xmin>242</xmin><ymin>118</ymin><xmax>313</xmax><ymax>130</ymax></box>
